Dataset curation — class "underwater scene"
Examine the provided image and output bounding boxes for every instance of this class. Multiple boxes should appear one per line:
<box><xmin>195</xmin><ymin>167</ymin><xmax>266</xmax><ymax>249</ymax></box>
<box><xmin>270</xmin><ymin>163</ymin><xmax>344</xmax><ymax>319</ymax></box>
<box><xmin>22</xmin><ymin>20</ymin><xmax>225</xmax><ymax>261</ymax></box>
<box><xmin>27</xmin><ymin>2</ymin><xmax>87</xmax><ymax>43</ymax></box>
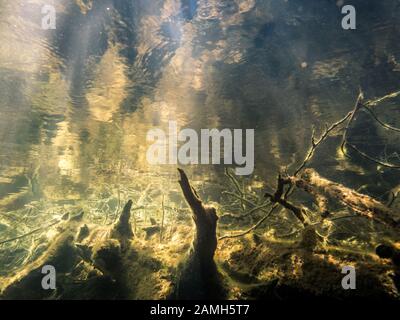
<box><xmin>1</xmin><ymin>0</ymin><xmax>400</xmax><ymax>302</ymax></box>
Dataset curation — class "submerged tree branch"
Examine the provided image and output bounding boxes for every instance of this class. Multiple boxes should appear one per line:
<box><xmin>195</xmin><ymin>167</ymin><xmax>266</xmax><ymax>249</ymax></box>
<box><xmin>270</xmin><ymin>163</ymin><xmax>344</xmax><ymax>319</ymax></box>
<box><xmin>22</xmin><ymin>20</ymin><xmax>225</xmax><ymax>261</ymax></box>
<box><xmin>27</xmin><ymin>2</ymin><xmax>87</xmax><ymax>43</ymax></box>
<box><xmin>223</xmin><ymin>191</ymin><xmax>269</xmax><ymax>213</ymax></box>
<box><xmin>220</xmin><ymin>90</ymin><xmax>400</xmax><ymax>240</ymax></box>
<box><xmin>365</xmin><ymin>90</ymin><xmax>400</xmax><ymax>107</ymax></box>
<box><xmin>345</xmin><ymin>142</ymin><xmax>400</xmax><ymax>169</ymax></box>
<box><xmin>341</xmin><ymin>90</ymin><xmax>400</xmax><ymax>169</ymax></box>
<box><xmin>265</xmin><ymin>174</ymin><xmax>307</xmax><ymax>225</ymax></box>
<box><xmin>288</xmin><ymin>169</ymin><xmax>400</xmax><ymax>228</ymax></box>
<box><xmin>295</xmin><ymin>111</ymin><xmax>353</xmax><ymax>177</ymax></box>
<box><xmin>340</xmin><ymin>90</ymin><xmax>365</xmax><ymax>157</ymax></box>
<box><xmin>218</xmin><ymin>204</ymin><xmax>278</xmax><ymax>240</ymax></box>
<box><xmin>363</xmin><ymin>105</ymin><xmax>400</xmax><ymax>132</ymax></box>
<box><xmin>0</xmin><ymin>219</ymin><xmax>60</xmax><ymax>246</ymax></box>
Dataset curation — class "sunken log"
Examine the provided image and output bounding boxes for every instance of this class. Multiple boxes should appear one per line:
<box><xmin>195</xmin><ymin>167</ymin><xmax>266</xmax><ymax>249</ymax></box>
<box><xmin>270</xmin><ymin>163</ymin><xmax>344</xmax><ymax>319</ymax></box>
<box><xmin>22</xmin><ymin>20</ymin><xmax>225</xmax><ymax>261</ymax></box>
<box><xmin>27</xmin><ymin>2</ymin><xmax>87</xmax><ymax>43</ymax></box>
<box><xmin>289</xmin><ymin>169</ymin><xmax>400</xmax><ymax>228</ymax></box>
<box><xmin>171</xmin><ymin>169</ymin><xmax>226</xmax><ymax>299</ymax></box>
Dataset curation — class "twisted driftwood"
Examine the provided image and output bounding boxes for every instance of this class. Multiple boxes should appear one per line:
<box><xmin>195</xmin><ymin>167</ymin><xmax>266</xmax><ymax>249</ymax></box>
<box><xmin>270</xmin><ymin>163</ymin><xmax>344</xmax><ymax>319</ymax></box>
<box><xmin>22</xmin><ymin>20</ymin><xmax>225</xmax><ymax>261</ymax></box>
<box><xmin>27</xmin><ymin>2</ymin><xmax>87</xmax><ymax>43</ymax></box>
<box><xmin>288</xmin><ymin>169</ymin><xmax>400</xmax><ymax>228</ymax></box>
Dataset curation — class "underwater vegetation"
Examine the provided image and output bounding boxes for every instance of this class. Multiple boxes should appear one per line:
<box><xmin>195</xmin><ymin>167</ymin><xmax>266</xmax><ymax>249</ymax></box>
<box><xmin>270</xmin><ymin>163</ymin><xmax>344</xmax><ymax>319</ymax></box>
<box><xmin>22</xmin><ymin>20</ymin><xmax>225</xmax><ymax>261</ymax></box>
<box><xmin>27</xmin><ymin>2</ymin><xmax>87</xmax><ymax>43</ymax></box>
<box><xmin>1</xmin><ymin>0</ymin><xmax>400</xmax><ymax>301</ymax></box>
<box><xmin>1</xmin><ymin>90</ymin><xmax>400</xmax><ymax>300</ymax></box>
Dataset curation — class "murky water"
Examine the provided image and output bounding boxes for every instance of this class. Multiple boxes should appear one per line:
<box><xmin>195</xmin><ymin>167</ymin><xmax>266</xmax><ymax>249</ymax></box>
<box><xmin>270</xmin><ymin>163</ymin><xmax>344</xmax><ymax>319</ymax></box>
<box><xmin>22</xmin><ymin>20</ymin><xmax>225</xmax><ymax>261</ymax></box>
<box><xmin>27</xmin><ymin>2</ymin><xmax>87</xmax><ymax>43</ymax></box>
<box><xmin>1</xmin><ymin>0</ymin><xmax>400</xmax><ymax>276</ymax></box>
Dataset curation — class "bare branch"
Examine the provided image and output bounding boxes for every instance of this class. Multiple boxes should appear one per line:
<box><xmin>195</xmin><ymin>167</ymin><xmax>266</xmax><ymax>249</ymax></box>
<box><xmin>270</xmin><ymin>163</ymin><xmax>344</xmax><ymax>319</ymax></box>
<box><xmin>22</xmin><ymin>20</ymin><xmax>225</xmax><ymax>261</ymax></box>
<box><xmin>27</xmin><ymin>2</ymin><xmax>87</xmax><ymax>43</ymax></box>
<box><xmin>265</xmin><ymin>175</ymin><xmax>307</xmax><ymax>225</ymax></box>
<box><xmin>218</xmin><ymin>204</ymin><xmax>278</xmax><ymax>240</ymax></box>
<box><xmin>363</xmin><ymin>105</ymin><xmax>400</xmax><ymax>132</ymax></box>
<box><xmin>340</xmin><ymin>91</ymin><xmax>364</xmax><ymax>157</ymax></box>
<box><xmin>345</xmin><ymin>142</ymin><xmax>400</xmax><ymax>169</ymax></box>
<box><xmin>295</xmin><ymin>110</ymin><xmax>353</xmax><ymax>176</ymax></box>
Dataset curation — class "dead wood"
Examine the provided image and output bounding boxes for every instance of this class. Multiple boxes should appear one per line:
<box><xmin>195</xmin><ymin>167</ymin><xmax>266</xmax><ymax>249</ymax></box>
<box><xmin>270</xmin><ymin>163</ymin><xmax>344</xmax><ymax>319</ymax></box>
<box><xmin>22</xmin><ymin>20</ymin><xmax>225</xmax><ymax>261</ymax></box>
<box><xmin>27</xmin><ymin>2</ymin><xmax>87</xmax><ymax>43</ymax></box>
<box><xmin>111</xmin><ymin>200</ymin><xmax>133</xmax><ymax>249</ymax></box>
<box><xmin>177</xmin><ymin>168</ymin><xmax>218</xmax><ymax>262</ymax></box>
<box><xmin>173</xmin><ymin>168</ymin><xmax>226</xmax><ymax>299</ymax></box>
<box><xmin>289</xmin><ymin>169</ymin><xmax>400</xmax><ymax>228</ymax></box>
<box><xmin>265</xmin><ymin>174</ymin><xmax>308</xmax><ymax>225</ymax></box>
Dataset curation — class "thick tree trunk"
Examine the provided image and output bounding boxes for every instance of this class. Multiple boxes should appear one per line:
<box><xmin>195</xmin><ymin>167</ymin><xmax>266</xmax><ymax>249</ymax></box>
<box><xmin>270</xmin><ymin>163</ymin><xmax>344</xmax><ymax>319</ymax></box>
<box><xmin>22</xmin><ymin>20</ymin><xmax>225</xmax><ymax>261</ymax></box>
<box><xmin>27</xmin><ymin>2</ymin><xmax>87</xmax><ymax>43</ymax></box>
<box><xmin>177</xmin><ymin>169</ymin><xmax>218</xmax><ymax>262</ymax></box>
<box><xmin>289</xmin><ymin>169</ymin><xmax>400</xmax><ymax>228</ymax></box>
<box><xmin>172</xmin><ymin>169</ymin><xmax>226</xmax><ymax>299</ymax></box>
